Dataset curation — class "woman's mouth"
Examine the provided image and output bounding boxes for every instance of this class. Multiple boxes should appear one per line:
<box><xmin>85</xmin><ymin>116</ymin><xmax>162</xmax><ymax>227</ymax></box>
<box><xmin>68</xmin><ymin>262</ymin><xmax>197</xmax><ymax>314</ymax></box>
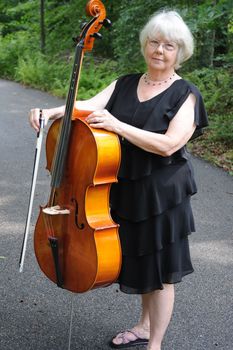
<box><xmin>153</xmin><ymin>58</ymin><xmax>163</xmax><ymax>62</ymax></box>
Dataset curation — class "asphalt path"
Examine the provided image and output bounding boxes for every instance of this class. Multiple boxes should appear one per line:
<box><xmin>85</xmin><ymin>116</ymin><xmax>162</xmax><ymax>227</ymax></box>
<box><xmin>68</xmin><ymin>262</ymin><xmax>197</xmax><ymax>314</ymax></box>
<box><xmin>0</xmin><ymin>79</ymin><xmax>232</xmax><ymax>350</ymax></box>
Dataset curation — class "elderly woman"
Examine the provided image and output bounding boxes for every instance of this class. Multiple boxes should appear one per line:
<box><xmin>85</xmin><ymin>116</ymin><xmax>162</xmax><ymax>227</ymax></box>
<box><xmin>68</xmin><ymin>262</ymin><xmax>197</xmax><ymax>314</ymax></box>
<box><xmin>30</xmin><ymin>10</ymin><xmax>208</xmax><ymax>350</ymax></box>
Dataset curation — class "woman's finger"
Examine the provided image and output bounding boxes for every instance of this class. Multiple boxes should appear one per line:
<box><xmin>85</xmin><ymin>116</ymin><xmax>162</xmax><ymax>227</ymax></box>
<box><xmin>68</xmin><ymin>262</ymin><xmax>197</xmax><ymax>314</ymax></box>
<box><xmin>29</xmin><ymin>108</ymin><xmax>51</xmax><ymax>132</ymax></box>
<box><xmin>86</xmin><ymin>109</ymin><xmax>109</xmax><ymax>123</ymax></box>
<box><xmin>29</xmin><ymin>108</ymin><xmax>40</xmax><ymax>132</ymax></box>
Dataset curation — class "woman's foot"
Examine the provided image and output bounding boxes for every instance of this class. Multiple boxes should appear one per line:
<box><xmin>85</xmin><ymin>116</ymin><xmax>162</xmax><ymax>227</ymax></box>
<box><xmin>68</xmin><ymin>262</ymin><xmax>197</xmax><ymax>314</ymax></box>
<box><xmin>109</xmin><ymin>326</ymin><xmax>149</xmax><ymax>348</ymax></box>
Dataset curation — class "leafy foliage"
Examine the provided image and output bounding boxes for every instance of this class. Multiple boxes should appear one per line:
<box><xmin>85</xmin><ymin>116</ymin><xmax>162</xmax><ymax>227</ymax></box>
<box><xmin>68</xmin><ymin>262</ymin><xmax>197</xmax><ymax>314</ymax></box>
<box><xmin>15</xmin><ymin>53</ymin><xmax>118</xmax><ymax>99</ymax></box>
<box><xmin>184</xmin><ymin>68</ymin><xmax>233</xmax><ymax>114</ymax></box>
<box><xmin>0</xmin><ymin>0</ymin><xmax>232</xmax><ymax>172</ymax></box>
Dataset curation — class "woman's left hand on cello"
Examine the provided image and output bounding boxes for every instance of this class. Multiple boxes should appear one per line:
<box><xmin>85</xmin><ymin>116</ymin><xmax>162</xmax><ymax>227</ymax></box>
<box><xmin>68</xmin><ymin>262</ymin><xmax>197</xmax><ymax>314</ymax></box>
<box><xmin>85</xmin><ymin>109</ymin><xmax>123</xmax><ymax>133</ymax></box>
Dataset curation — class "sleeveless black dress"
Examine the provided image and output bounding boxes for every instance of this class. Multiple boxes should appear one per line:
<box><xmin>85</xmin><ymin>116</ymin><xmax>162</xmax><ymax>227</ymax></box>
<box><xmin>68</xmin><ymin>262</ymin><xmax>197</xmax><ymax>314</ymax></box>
<box><xmin>105</xmin><ymin>74</ymin><xmax>208</xmax><ymax>294</ymax></box>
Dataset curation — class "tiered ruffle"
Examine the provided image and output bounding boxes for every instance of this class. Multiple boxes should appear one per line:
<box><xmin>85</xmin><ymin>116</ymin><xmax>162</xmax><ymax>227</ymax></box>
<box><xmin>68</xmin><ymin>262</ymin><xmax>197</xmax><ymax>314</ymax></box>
<box><xmin>110</xmin><ymin>154</ymin><xmax>197</xmax><ymax>293</ymax></box>
<box><xmin>111</xmin><ymin>155</ymin><xmax>196</xmax><ymax>222</ymax></box>
<box><xmin>117</xmin><ymin>141</ymin><xmax>191</xmax><ymax>179</ymax></box>
<box><xmin>118</xmin><ymin>237</ymin><xmax>194</xmax><ymax>293</ymax></box>
<box><xmin>111</xmin><ymin>196</ymin><xmax>195</xmax><ymax>256</ymax></box>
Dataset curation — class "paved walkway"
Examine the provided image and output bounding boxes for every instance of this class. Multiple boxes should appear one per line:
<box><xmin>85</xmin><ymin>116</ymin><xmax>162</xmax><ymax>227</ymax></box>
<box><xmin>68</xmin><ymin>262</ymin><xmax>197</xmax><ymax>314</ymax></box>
<box><xmin>0</xmin><ymin>79</ymin><xmax>232</xmax><ymax>350</ymax></box>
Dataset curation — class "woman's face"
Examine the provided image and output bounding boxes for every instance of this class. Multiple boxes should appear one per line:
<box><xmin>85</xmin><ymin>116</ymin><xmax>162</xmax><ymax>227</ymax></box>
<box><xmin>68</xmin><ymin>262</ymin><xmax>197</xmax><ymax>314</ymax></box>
<box><xmin>144</xmin><ymin>35</ymin><xmax>179</xmax><ymax>74</ymax></box>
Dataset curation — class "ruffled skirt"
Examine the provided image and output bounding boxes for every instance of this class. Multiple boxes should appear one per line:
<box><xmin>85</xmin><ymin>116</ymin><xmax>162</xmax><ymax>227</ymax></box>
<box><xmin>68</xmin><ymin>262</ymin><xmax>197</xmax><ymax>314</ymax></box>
<box><xmin>110</xmin><ymin>161</ymin><xmax>196</xmax><ymax>294</ymax></box>
<box><xmin>112</xmin><ymin>199</ymin><xmax>194</xmax><ymax>294</ymax></box>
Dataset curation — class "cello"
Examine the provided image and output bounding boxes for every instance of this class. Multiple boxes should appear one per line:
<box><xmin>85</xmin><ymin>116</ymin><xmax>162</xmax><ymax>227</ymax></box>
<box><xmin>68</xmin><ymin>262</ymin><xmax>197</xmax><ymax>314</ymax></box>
<box><xmin>21</xmin><ymin>0</ymin><xmax>122</xmax><ymax>293</ymax></box>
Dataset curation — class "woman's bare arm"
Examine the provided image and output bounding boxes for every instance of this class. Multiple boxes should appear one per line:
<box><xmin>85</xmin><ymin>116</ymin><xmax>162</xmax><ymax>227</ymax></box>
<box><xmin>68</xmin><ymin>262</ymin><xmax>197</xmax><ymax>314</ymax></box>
<box><xmin>29</xmin><ymin>80</ymin><xmax>116</xmax><ymax>131</ymax></box>
<box><xmin>86</xmin><ymin>93</ymin><xmax>196</xmax><ymax>157</ymax></box>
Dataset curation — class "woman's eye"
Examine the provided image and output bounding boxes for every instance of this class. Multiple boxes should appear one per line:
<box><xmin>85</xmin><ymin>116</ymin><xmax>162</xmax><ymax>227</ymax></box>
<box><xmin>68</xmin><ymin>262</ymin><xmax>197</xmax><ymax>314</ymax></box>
<box><xmin>165</xmin><ymin>43</ymin><xmax>175</xmax><ymax>50</ymax></box>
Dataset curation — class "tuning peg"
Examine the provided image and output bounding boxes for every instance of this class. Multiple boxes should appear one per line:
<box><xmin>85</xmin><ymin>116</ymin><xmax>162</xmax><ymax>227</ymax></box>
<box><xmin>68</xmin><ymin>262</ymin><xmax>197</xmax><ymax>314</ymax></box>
<box><xmin>100</xmin><ymin>18</ymin><xmax>112</xmax><ymax>28</ymax></box>
<box><xmin>72</xmin><ymin>36</ymin><xmax>80</xmax><ymax>44</ymax></box>
<box><xmin>90</xmin><ymin>33</ymin><xmax>102</xmax><ymax>40</ymax></box>
<box><xmin>80</xmin><ymin>22</ymin><xmax>87</xmax><ymax>30</ymax></box>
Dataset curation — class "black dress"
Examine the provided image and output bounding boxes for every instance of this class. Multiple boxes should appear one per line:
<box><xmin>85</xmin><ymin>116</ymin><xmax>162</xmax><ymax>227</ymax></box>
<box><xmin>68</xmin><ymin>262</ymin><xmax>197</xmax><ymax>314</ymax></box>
<box><xmin>105</xmin><ymin>74</ymin><xmax>208</xmax><ymax>294</ymax></box>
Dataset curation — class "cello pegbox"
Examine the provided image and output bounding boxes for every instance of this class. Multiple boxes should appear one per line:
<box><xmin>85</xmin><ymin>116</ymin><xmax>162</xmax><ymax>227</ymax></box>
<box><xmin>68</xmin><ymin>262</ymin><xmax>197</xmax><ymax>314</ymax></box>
<box><xmin>82</xmin><ymin>0</ymin><xmax>106</xmax><ymax>51</ymax></box>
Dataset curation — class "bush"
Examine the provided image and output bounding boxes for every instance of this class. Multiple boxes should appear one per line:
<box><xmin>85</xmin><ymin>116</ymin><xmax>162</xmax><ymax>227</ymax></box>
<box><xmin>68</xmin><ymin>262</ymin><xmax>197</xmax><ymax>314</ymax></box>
<box><xmin>209</xmin><ymin>113</ymin><xmax>233</xmax><ymax>144</ymax></box>
<box><xmin>15</xmin><ymin>53</ymin><xmax>71</xmax><ymax>93</ymax></box>
<box><xmin>185</xmin><ymin>68</ymin><xmax>233</xmax><ymax>174</ymax></box>
<box><xmin>14</xmin><ymin>53</ymin><xmax>118</xmax><ymax>99</ymax></box>
<box><xmin>0</xmin><ymin>31</ymin><xmax>34</xmax><ymax>78</ymax></box>
<box><xmin>184</xmin><ymin>68</ymin><xmax>233</xmax><ymax>114</ymax></box>
<box><xmin>78</xmin><ymin>59</ymin><xmax>118</xmax><ymax>99</ymax></box>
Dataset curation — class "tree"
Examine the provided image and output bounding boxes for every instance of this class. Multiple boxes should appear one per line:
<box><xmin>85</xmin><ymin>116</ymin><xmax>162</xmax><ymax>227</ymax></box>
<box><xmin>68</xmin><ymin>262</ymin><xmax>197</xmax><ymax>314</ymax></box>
<box><xmin>40</xmin><ymin>0</ymin><xmax>46</xmax><ymax>53</ymax></box>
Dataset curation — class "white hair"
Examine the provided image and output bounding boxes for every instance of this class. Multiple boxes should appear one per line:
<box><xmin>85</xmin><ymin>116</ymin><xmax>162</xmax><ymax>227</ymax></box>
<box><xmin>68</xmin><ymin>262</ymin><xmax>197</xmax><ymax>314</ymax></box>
<box><xmin>139</xmin><ymin>10</ymin><xmax>194</xmax><ymax>69</ymax></box>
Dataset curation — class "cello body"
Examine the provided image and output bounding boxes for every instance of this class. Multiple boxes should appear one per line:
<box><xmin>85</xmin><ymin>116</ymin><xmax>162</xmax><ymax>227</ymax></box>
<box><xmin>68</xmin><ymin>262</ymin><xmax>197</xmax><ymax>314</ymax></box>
<box><xmin>33</xmin><ymin>1</ymin><xmax>122</xmax><ymax>293</ymax></box>
<box><xmin>34</xmin><ymin>117</ymin><xmax>121</xmax><ymax>293</ymax></box>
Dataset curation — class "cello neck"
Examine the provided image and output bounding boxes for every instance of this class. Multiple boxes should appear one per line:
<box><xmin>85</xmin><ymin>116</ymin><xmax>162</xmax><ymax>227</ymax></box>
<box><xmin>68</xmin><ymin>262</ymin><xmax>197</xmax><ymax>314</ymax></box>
<box><xmin>48</xmin><ymin>1</ymin><xmax>109</xmax><ymax>200</ymax></box>
<box><xmin>50</xmin><ymin>41</ymin><xmax>84</xmax><ymax>191</ymax></box>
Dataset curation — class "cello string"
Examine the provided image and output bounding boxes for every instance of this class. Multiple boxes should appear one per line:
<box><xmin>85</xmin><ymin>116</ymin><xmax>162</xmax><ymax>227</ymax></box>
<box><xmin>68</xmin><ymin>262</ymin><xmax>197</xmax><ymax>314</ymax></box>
<box><xmin>50</xmin><ymin>43</ymin><xmax>84</xmax><ymax>190</ymax></box>
<box><xmin>50</xmin><ymin>55</ymin><xmax>76</xmax><ymax>189</ymax></box>
<box><xmin>67</xmin><ymin>294</ymin><xmax>75</xmax><ymax>350</ymax></box>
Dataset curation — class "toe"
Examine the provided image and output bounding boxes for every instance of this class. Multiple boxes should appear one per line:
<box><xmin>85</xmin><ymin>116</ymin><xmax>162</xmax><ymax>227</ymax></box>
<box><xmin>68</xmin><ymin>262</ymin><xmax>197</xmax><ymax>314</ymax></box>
<box><xmin>111</xmin><ymin>330</ymin><xmax>138</xmax><ymax>345</ymax></box>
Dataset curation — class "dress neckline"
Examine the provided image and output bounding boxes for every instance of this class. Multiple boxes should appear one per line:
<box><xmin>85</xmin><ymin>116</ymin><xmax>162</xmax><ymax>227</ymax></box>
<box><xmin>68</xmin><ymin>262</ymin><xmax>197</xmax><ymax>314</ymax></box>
<box><xmin>136</xmin><ymin>73</ymin><xmax>183</xmax><ymax>103</ymax></box>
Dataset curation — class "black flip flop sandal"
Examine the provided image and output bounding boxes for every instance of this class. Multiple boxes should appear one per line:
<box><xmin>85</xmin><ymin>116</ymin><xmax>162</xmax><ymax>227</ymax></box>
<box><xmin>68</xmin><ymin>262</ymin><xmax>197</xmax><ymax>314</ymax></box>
<box><xmin>109</xmin><ymin>329</ymin><xmax>149</xmax><ymax>348</ymax></box>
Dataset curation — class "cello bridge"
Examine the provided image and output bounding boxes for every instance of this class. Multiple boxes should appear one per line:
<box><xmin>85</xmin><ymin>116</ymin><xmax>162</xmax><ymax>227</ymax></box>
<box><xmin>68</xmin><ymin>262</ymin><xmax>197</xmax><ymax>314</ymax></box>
<box><xmin>42</xmin><ymin>205</ymin><xmax>70</xmax><ymax>216</ymax></box>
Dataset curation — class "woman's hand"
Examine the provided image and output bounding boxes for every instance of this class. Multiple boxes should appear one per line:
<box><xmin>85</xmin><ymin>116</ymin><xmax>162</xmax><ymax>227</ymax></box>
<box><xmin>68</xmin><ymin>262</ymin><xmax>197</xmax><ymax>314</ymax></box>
<box><xmin>86</xmin><ymin>109</ymin><xmax>122</xmax><ymax>134</ymax></box>
<box><xmin>29</xmin><ymin>108</ymin><xmax>49</xmax><ymax>132</ymax></box>
<box><xmin>29</xmin><ymin>106</ymin><xmax>65</xmax><ymax>132</ymax></box>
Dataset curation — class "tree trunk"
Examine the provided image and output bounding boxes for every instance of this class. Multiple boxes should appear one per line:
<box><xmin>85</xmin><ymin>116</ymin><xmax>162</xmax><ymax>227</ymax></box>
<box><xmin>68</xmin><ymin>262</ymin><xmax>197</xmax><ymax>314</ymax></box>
<box><xmin>40</xmin><ymin>0</ymin><xmax>45</xmax><ymax>53</ymax></box>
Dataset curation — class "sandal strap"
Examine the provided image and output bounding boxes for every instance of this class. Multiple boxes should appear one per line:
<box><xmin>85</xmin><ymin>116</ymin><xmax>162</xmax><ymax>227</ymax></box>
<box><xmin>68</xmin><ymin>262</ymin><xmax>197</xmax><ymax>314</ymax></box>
<box><xmin>116</xmin><ymin>329</ymin><xmax>140</xmax><ymax>344</ymax></box>
<box><xmin>125</xmin><ymin>329</ymin><xmax>140</xmax><ymax>339</ymax></box>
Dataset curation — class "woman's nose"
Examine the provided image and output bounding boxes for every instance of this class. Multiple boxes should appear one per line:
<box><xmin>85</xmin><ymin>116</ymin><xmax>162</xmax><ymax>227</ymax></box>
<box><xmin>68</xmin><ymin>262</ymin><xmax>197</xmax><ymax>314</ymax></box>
<box><xmin>155</xmin><ymin>43</ymin><xmax>164</xmax><ymax>53</ymax></box>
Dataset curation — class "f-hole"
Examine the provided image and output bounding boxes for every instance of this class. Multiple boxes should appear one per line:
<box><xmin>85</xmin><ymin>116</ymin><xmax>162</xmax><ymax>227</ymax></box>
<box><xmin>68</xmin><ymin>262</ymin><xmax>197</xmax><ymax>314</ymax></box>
<box><xmin>71</xmin><ymin>198</ymin><xmax>85</xmax><ymax>230</ymax></box>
